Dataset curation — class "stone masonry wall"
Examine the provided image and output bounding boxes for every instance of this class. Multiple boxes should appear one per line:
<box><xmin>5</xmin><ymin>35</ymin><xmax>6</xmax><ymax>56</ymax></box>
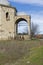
<box><xmin>0</xmin><ymin>5</ymin><xmax>31</xmax><ymax>40</ymax></box>
<box><xmin>0</xmin><ymin>5</ymin><xmax>16</xmax><ymax>40</ymax></box>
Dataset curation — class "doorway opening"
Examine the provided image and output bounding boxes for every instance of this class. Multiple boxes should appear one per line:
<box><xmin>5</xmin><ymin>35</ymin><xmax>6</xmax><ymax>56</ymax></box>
<box><xmin>16</xmin><ymin>18</ymin><xmax>28</xmax><ymax>35</ymax></box>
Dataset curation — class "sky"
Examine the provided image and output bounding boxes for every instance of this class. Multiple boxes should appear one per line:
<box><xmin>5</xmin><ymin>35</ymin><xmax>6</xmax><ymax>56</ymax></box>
<box><xmin>0</xmin><ymin>0</ymin><xmax>43</xmax><ymax>34</ymax></box>
<box><xmin>9</xmin><ymin>0</ymin><xmax>43</xmax><ymax>34</ymax></box>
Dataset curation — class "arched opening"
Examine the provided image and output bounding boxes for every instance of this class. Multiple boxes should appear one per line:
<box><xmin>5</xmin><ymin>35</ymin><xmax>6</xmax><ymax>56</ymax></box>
<box><xmin>6</xmin><ymin>12</ymin><xmax>10</xmax><ymax>21</ymax></box>
<box><xmin>6</xmin><ymin>12</ymin><xmax>9</xmax><ymax>18</ymax></box>
<box><xmin>15</xmin><ymin>18</ymin><xmax>28</xmax><ymax>35</ymax></box>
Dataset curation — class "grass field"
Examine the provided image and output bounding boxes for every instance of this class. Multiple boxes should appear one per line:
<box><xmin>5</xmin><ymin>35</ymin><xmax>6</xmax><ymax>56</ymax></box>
<box><xmin>0</xmin><ymin>40</ymin><xmax>43</xmax><ymax>65</ymax></box>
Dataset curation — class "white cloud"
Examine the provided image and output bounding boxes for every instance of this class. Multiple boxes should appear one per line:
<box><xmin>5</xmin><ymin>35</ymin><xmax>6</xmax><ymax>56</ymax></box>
<box><xmin>9</xmin><ymin>0</ymin><xmax>43</xmax><ymax>5</ymax></box>
<box><xmin>31</xmin><ymin>13</ymin><xmax>43</xmax><ymax>34</ymax></box>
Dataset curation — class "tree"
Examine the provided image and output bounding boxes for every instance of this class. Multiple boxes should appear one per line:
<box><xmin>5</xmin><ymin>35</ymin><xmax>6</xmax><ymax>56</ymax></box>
<box><xmin>31</xmin><ymin>22</ymin><xmax>39</xmax><ymax>37</ymax></box>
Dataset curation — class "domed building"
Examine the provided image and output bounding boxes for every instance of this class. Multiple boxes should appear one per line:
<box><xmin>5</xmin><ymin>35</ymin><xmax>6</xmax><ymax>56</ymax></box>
<box><xmin>0</xmin><ymin>0</ymin><xmax>31</xmax><ymax>40</ymax></box>
<box><xmin>0</xmin><ymin>0</ymin><xmax>10</xmax><ymax>6</ymax></box>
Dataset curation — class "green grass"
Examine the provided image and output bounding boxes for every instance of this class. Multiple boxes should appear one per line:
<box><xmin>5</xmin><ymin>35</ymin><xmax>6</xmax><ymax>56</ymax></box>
<box><xmin>0</xmin><ymin>40</ymin><xmax>43</xmax><ymax>65</ymax></box>
<box><xmin>29</xmin><ymin>46</ymin><xmax>43</xmax><ymax>65</ymax></box>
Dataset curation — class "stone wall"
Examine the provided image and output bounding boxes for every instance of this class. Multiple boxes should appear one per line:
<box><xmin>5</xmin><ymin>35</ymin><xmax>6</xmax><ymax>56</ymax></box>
<box><xmin>14</xmin><ymin>15</ymin><xmax>31</xmax><ymax>40</ymax></box>
<box><xmin>0</xmin><ymin>5</ymin><xmax>16</xmax><ymax>40</ymax></box>
<box><xmin>0</xmin><ymin>4</ymin><xmax>31</xmax><ymax>40</ymax></box>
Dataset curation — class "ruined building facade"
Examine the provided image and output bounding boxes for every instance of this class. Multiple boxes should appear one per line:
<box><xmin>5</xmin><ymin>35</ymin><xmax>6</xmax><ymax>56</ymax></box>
<box><xmin>0</xmin><ymin>4</ymin><xmax>31</xmax><ymax>40</ymax></box>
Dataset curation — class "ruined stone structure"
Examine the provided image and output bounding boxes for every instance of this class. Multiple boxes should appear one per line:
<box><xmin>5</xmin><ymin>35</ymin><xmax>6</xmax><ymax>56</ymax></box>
<box><xmin>0</xmin><ymin>4</ymin><xmax>31</xmax><ymax>40</ymax></box>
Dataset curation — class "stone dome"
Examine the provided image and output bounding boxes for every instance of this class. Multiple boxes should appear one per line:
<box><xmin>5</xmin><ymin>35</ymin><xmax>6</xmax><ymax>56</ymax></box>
<box><xmin>0</xmin><ymin>0</ymin><xmax>10</xmax><ymax>6</ymax></box>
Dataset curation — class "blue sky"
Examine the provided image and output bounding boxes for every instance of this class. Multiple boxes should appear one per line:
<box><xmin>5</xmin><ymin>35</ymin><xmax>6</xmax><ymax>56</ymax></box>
<box><xmin>1</xmin><ymin>0</ymin><xmax>43</xmax><ymax>34</ymax></box>
<box><xmin>8</xmin><ymin>0</ymin><xmax>43</xmax><ymax>34</ymax></box>
<box><xmin>0</xmin><ymin>0</ymin><xmax>43</xmax><ymax>34</ymax></box>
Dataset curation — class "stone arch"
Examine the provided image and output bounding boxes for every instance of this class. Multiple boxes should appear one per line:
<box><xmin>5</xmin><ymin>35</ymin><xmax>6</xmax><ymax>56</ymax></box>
<box><xmin>14</xmin><ymin>15</ymin><xmax>31</xmax><ymax>40</ymax></box>
<box><xmin>15</xmin><ymin>18</ymin><xmax>28</xmax><ymax>34</ymax></box>
<box><xmin>15</xmin><ymin>18</ymin><xmax>27</xmax><ymax>24</ymax></box>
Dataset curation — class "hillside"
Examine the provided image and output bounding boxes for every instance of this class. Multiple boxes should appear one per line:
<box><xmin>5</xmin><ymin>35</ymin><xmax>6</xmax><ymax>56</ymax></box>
<box><xmin>0</xmin><ymin>40</ymin><xmax>43</xmax><ymax>65</ymax></box>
